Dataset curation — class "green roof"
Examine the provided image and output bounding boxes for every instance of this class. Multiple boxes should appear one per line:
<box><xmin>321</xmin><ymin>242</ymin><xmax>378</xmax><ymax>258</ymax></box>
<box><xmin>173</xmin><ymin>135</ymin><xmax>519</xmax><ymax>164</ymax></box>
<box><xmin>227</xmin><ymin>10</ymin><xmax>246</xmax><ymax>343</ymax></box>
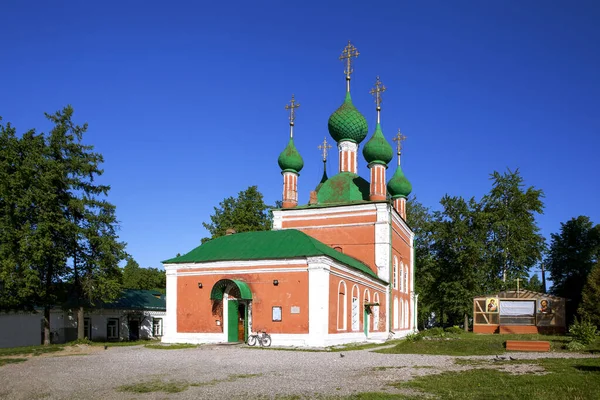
<box><xmin>363</xmin><ymin>123</ymin><xmax>393</xmax><ymax>165</ymax></box>
<box><xmin>317</xmin><ymin>172</ymin><xmax>370</xmax><ymax>205</ymax></box>
<box><xmin>99</xmin><ymin>289</ymin><xmax>166</xmax><ymax>311</ymax></box>
<box><xmin>163</xmin><ymin>229</ymin><xmax>381</xmax><ymax>281</ymax></box>
<box><xmin>327</xmin><ymin>92</ymin><xmax>369</xmax><ymax>144</ymax></box>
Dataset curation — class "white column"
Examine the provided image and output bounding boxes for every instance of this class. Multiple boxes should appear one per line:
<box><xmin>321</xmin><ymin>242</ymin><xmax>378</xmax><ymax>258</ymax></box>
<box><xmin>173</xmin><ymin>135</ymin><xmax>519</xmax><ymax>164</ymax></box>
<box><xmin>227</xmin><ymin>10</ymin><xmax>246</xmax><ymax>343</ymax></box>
<box><xmin>307</xmin><ymin>262</ymin><xmax>330</xmax><ymax>347</ymax></box>
<box><xmin>163</xmin><ymin>267</ymin><xmax>178</xmax><ymax>343</ymax></box>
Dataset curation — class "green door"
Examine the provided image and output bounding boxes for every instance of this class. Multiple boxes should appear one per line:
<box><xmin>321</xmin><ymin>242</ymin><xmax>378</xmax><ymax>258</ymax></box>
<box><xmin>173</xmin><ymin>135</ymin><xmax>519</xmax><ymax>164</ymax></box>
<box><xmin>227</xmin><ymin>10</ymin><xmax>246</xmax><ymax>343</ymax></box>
<box><xmin>363</xmin><ymin>308</ymin><xmax>368</xmax><ymax>337</ymax></box>
<box><xmin>227</xmin><ymin>300</ymin><xmax>239</xmax><ymax>342</ymax></box>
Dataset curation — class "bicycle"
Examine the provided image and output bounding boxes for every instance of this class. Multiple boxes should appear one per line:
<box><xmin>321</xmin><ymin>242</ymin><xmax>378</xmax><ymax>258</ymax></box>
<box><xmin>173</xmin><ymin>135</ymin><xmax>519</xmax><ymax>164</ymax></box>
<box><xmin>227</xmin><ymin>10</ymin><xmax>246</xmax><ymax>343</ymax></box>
<box><xmin>247</xmin><ymin>331</ymin><xmax>272</xmax><ymax>347</ymax></box>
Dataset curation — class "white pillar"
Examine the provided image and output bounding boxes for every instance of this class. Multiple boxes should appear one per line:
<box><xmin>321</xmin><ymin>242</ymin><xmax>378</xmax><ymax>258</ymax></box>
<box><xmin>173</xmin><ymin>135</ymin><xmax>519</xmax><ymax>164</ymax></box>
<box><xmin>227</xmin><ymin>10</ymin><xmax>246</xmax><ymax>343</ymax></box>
<box><xmin>163</xmin><ymin>267</ymin><xmax>178</xmax><ymax>343</ymax></box>
<box><xmin>307</xmin><ymin>262</ymin><xmax>330</xmax><ymax>347</ymax></box>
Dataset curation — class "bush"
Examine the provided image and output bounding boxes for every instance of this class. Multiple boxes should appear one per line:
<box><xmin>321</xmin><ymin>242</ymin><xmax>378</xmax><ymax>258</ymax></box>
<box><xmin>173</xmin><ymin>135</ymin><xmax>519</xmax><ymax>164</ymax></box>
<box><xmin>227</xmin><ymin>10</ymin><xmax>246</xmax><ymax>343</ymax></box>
<box><xmin>405</xmin><ymin>332</ymin><xmax>422</xmax><ymax>342</ymax></box>
<box><xmin>565</xmin><ymin>340</ymin><xmax>586</xmax><ymax>352</ymax></box>
<box><xmin>444</xmin><ymin>326</ymin><xmax>464</xmax><ymax>335</ymax></box>
<box><xmin>421</xmin><ymin>327</ymin><xmax>446</xmax><ymax>338</ymax></box>
<box><xmin>569</xmin><ymin>318</ymin><xmax>598</xmax><ymax>345</ymax></box>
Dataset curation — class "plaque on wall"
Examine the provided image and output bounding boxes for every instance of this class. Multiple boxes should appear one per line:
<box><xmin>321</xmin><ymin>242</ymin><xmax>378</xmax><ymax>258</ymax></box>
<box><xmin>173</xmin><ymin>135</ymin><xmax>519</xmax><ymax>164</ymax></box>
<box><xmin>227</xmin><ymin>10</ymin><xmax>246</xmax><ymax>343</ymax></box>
<box><xmin>291</xmin><ymin>306</ymin><xmax>300</xmax><ymax>314</ymax></box>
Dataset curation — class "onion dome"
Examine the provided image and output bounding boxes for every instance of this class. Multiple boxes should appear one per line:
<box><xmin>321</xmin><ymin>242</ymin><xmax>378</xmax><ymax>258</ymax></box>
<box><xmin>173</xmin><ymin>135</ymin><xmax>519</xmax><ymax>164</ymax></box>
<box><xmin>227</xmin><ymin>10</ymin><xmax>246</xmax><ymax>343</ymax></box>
<box><xmin>387</xmin><ymin>166</ymin><xmax>412</xmax><ymax>198</ymax></box>
<box><xmin>278</xmin><ymin>138</ymin><xmax>304</xmax><ymax>173</ymax></box>
<box><xmin>317</xmin><ymin>172</ymin><xmax>370</xmax><ymax>204</ymax></box>
<box><xmin>327</xmin><ymin>92</ymin><xmax>369</xmax><ymax>144</ymax></box>
<box><xmin>362</xmin><ymin>123</ymin><xmax>393</xmax><ymax>165</ymax></box>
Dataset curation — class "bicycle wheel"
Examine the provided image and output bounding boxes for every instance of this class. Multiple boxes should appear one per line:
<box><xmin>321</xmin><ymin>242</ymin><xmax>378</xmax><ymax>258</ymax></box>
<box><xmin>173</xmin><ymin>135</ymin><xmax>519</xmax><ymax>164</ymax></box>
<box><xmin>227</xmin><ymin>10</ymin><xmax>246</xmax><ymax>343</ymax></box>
<box><xmin>247</xmin><ymin>335</ymin><xmax>257</xmax><ymax>346</ymax></box>
<box><xmin>262</xmin><ymin>334</ymin><xmax>272</xmax><ymax>347</ymax></box>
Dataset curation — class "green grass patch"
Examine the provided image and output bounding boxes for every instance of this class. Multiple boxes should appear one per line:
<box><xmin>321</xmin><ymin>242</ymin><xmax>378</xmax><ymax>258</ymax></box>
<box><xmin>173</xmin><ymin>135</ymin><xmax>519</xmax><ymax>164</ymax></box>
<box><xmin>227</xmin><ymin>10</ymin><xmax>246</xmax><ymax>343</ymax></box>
<box><xmin>0</xmin><ymin>358</ymin><xmax>27</xmax><ymax>366</ymax></box>
<box><xmin>144</xmin><ymin>343</ymin><xmax>197</xmax><ymax>350</ymax></box>
<box><xmin>0</xmin><ymin>345</ymin><xmax>64</xmax><ymax>357</ymax></box>
<box><xmin>117</xmin><ymin>378</ymin><xmax>189</xmax><ymax>393</ymax></box>
<box><xmin>91</xmin><ymin>340</ymin><xmax>148</xmax><ymax>347</ymax></box>
<box><xmin>327</xmin><ymin>341</ymin><xmax>395</xmax><ymax>352</ymax></box>
<box><xmin>118</xmin><ymin>373</ymin><xmax>262</xmax><ymax>394</ymax></box>
<box><xmin>394</xmin><ymin>357</ymin><xmax>600</xmax><ymax>400</ymax></box>
<box><xmin>376</xmin><ymin>333</ymin><xmax>571</xmax><ymax>356</ymax></box>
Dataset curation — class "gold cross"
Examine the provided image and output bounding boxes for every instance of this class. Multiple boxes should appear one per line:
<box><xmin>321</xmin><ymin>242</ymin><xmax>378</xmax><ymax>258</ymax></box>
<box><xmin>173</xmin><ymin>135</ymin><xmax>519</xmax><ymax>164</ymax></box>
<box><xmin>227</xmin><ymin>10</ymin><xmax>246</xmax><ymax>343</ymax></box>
<box><xmin>339</xmin><ymin>40</ymin><xmax>359</xmax><ymax>78</ymax></box>
<box><xmin>370</xmin><ymin>76</ymin><xmax>386</xmax><ymax>108</ymax></box>
<box><xmin>392</xmin><ymin>129</ymin><xmax>407</xmax><ymax>155</ymax></box>
<box><xmin>318</xmin><ymin>137</ymin><xmax>332</xmax><ymax>162</ymax></box>
<box><xmin>285</xmin><ymin>94</ymin><xmax>300</xmax><ymax>125</ymax></box>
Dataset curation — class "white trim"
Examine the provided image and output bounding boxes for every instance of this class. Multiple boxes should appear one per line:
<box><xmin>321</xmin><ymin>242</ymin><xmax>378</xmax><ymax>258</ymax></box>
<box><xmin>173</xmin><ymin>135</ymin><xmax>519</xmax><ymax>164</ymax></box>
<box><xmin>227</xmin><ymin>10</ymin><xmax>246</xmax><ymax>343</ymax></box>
<box><xmin>391</xmin><ymin>211</ymin><xmax>415</xmax><ymax>240</ymax></box>
<box><xmin>285</xmin><ymin>222</ymin><xmax>375</xmax><ymax>230</ymax></box>
<box><xmin>163</xmin><ymin>271</ymin><xmax>178</xmax><ymax>342</ymax></box>
<box><xmin>177</xmin><ymin>267</ymin><xmax>307</xmax><ymax>277</ymax></box>
<box><xmin>307</xmin><ymin>256</ymin><xmax>387</xmax><ymax>289</ymax></box>
<box><xmin>164</xmin><ymin>258</ymin><xmax>307</xmax><ymax>271</ymax></box>
<box><xmin>278</xmin><ymin>211</ymin><xmax>375</xmax><ymax>221</ymax></box>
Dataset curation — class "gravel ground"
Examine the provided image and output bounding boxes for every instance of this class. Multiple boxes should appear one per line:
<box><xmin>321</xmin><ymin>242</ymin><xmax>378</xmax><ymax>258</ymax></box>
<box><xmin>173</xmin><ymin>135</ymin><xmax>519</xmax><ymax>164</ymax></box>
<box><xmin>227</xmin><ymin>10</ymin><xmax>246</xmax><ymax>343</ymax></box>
<box><xmin>1</xmin><ymin>344</ymin><xmax>598</xmax><ymax>400</ymax></box>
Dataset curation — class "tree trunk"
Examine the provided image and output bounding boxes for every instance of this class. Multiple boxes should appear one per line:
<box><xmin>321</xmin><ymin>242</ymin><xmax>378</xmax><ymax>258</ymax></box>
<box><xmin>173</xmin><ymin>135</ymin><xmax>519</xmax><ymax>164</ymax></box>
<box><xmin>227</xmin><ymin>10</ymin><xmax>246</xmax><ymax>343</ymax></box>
<box><xmin>77</xmin><ymin>306</ymin><xmax>84</xmax><ymax>339</ymax></box>
<box><xmin>43</xmin><ymin>306</ymin><xmax>51</xmax><ymax>345</ymax></box>
<box><xmin>464</xmin><ymin>313</ymin><xmax>469</xmax><ymax>332</ymax></box>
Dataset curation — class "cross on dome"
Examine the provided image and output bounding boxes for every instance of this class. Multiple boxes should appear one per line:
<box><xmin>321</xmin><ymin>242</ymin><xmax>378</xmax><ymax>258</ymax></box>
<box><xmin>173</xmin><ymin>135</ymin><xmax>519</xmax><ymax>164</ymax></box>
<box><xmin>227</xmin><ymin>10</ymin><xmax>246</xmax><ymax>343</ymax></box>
<box><xmin>285</xmin><ymin>94</ymin><xmax>300</xmax><ymax>138</ymax></box>
<box><xmin>392</xmin><ymin>129</ymin><xmax>407</xmax><ymax>166</ymax></box>
<box><xmin>339</xmin><ymin>41</ymin><xmax>359</xmax><ymax>91</ymax></box>
<box><xmin>318</xmin><ymin>137</ymin><xmax>332</xmax><ymax>162</ymax></box>
<box><xmin>370</xmin><ymin>76</ymin><xmax>386</xmax><ymax>123</ymax></box>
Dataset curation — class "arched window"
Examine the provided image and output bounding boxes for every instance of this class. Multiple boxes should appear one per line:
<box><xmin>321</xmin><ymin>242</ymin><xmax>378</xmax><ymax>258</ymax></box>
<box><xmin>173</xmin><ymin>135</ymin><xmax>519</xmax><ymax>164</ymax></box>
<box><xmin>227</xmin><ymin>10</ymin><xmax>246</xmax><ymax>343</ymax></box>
<box><xmin>373</xmin><ymin>293</ymin><xmax>380</xmax><ymax>331</ymax></box>
<box><xmin>337</xmin><ymin>281</ymin><xmax>347</xmax><ymax>330</ymax></box>
<box><xmin>393</xmin><ymin>297</ymin><xmax>399</xmax><ymax>330</ymax></box>
<box><xmin>351</xmin><ymin>285</ymin><xmax>359</xmax><ymax>331</ymax></box>
<box><xmin>399</xmin><ymin>261</ymin><xmax>404</xmax><ymax>292</ymax></box>
<box><xmin>364</xmin><ymin>289</ymin><xmax>370</xmax><ymax>334</ymax></box>
<box><xmin>404</xmin><ymin>265</ymin><xmax>409</xmax><ymax>293</ymax></box>
<box><xmin>393</xmin><ymin>256</ymin><xmax>398</xmax><ymax>289</ymax></box>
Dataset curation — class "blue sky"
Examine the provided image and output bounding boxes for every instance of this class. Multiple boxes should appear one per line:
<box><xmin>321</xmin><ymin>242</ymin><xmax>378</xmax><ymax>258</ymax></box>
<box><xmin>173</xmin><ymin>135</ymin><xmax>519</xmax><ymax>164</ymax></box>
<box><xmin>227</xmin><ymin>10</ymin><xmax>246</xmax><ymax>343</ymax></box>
<box><xmin>2</xmin><ymin>1</ymin><xmax>599</xmax><ymax>279</ymax></box>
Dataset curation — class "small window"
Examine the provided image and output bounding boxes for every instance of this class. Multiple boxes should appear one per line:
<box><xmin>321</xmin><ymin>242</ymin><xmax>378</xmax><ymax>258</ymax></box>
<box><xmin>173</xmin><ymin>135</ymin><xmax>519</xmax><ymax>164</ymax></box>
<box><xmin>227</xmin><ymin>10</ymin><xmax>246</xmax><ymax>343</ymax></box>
<box><xmin>152</xmin><ymin>318</ymin><xmax>163</xmax><ymax>337</ymax></box>
<box><xmin>272</xmin><ymin>306</ymin><xmax>282</xmax><ymax>322</ymax></box>
<box><xmin>333</xmin><ymin>246</ymin><xmax>343</xmax><ymax>253</ymax></box>
<box><xmin>107</xmin><ymin>318</ymin><xmax>119</xmax><ymax>340</ymax></box>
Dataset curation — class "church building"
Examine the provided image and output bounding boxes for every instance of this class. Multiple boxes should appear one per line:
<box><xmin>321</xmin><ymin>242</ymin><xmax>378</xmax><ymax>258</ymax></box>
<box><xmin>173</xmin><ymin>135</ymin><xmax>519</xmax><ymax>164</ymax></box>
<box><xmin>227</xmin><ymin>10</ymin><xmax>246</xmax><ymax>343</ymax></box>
<box><xmin>162</xmin><ymin>42</ymin><xmax>417</xmax><ymax>347</ymax></box>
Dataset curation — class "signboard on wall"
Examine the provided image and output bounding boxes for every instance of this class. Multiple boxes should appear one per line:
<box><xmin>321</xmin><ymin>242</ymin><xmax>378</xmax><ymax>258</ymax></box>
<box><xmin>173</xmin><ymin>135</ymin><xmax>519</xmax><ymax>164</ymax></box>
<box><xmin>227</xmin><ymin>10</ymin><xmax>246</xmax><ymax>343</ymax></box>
<box><xmin>500</xmin><ymin>301</ymin><xmax>535</xmax><ymax>316</ymax></box>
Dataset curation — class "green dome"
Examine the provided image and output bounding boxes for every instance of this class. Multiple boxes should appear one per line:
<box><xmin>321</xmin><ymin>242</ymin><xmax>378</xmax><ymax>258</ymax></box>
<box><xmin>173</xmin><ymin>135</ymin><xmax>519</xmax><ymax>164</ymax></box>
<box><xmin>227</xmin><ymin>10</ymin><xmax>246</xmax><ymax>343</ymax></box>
<box><xmin>317</xmin><ymin>172</ymin><xmax>370</xmax><ymax>204</ymax></box>
<box><xmin>387</xmin><ymin>166</ymin><xmax>412</xmax><ymax>198</ymax></box>
<box><xmin>327</xmin><ymin>92</ymin><xmax>369</xmax><ymax>144</ymax></box>
<box><xmin>362</xmin><ymin>123</ymin><xmax>393</xmax><ymax>165</ymax></box>
<box><xmin>278</xmin><ymin>138</ymin><xmax>304</xmax><ymax>173</ymax></box>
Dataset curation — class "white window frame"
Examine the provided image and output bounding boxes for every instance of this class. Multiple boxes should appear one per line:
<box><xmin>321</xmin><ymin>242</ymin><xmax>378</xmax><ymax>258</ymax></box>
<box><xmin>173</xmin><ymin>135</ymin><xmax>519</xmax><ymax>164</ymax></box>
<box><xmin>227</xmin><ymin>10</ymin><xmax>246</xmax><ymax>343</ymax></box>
<box><xmin>393</xmin><ymin>256</ymin><xmax>398</xmax><ymax>290</ymax></box>
<box><xmin>107</xmin><ymin>318</ymin><xmax>119</xmax><ymax>340</ymax></box>
<box><xmin>152</xmin><ymin>318</ymin><xmax>163</xmax><ymax>337</ymax></box>
<box><xmin>404</xmin><ymin>265</ymin><xmax>409</xmax><ymax>293</ymax></box>
<box><xmin>351</xmin><ymin>285</ymin><xmax>359</xmax><ymax>331</ymax></box>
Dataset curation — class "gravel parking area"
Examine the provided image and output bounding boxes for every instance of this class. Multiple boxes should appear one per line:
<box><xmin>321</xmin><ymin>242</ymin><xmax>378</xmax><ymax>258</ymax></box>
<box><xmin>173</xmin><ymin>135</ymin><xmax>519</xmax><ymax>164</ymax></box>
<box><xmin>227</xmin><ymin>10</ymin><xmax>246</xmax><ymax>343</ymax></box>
<box><xmin>1</xmin><ymin>344</ymin><xmax>598</xmax><ymax>399</ymax></box>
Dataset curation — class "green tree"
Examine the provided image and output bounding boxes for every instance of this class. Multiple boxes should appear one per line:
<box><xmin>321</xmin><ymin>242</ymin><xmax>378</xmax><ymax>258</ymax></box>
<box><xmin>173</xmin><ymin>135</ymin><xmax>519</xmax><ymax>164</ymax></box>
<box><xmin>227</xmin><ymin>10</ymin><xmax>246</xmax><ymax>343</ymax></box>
<box><xmin>546</xmin><ymin>216</ymin><xmax>600</xmax><ymax>320</ymax></box>
<box><xmin>521</xmin><ymin>274</ymin><xmax>544</xmax><ymax>293</ymax></box>
<box><xmin>202</xmin><ymin>186</ymin><xmax>272</xmax><ymax>243</ymax></box>
<box><xmin>406</xmin><ymin>196</ymin><xmax>436</xmax><ymax>329</ymax></box>
<box><xmin>430</xmin><ymin>196</ymin><xmax>487</xmax><ymax>327</ymax></box>
<box><xmin>579</xmin><ymin>262</ymin><xmax>600</xmax><ymax>328</ymax></box>
<box><xmin>481</xmin><ymin>169</ymin><xmax>546</xmax><ymax>289</ymax></box>
<box><xmin>0</xmin><ymin>108</ymin><xmax>126</xmax><ymax>343</ymax></box>
<box><xmin>123</xmin><ymin>257</ymin><xmax>165</xmax><ymax>292</ymax></box>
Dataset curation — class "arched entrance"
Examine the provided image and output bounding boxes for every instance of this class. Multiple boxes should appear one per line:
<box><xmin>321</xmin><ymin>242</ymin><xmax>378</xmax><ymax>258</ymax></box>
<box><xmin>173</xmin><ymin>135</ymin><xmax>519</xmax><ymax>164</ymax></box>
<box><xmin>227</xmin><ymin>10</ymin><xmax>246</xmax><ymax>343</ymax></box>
<box><xmin>210</xmin><ymin>279</ymin><xmax>252</xmax><ymax>343</ymax></box>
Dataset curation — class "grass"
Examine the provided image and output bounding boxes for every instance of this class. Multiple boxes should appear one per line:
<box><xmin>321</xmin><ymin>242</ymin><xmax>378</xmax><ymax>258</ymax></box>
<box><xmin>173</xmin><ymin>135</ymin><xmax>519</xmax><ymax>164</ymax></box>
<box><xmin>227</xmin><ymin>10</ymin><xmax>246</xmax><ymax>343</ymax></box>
<box><xmin>91</xmin><ymin>340</ymin><xmax>149</xmax><ymax>347</ymax></box>
<box><xmin>0</xmin><ymin>344</ymin><xmax>64</xmax><ymax>357</ymax></box>
<box><xmin>117</xmin><ymin>379</ymin><xmax>189</xmax><ymax>393</ymax></box>
<box><xmin>117</xmin><ymin>373</ymin><xmax>262</xmax><ymax>394</ymax></box>
<box><xmin>391</xmin><ymin>357</ymin><xmax>600</xmax><ymax>400</ymax></box>
<box><xmin>375</xmin><ymin>332</ymin><xmax>592</xmax><ymax>356</ymax></box>
<box><xmin>0</xmin><ymin>358</ymin><xmax>27</xmax><ymax>366</ymax></box>
<box><xmin>144</xmin><ymin>343</ymin><xmax>198</xmax><ymax>350</ymax></box>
